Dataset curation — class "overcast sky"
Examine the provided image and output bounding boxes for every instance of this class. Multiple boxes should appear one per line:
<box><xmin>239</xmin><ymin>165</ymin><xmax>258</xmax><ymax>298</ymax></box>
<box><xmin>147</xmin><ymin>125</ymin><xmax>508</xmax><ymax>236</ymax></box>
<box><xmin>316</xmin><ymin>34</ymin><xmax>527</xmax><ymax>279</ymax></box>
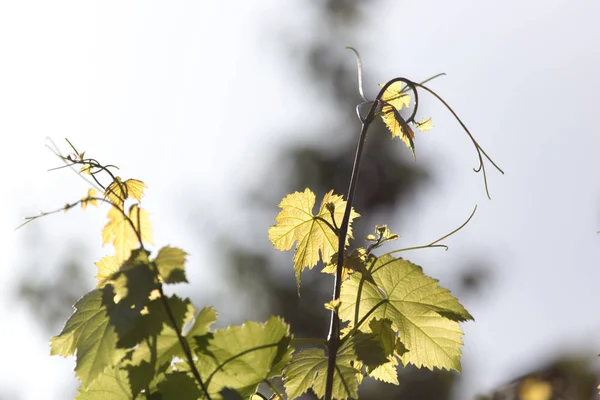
<box><xmin>2</xmin><ymin>1</ymin><xmax>600</xmax><ymax>399</ymax></box>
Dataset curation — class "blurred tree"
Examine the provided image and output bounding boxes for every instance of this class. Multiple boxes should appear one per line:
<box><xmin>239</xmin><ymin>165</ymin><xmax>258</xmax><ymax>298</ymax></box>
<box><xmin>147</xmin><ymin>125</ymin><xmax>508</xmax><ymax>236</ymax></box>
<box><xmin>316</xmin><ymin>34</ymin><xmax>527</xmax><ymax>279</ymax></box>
<box><xmin>476</xmin><ymin>356</ymin><xmax>598</xmax><ymax>400</ymax></box>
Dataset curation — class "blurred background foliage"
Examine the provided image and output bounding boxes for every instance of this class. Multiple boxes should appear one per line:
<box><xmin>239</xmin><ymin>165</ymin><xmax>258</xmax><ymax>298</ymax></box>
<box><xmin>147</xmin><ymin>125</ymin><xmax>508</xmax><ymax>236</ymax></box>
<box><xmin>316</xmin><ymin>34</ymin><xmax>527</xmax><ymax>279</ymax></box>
<box><xmin>14</xmin><ymin>0</ymin><xmax>599</xmax><ymax>399</ymax></box>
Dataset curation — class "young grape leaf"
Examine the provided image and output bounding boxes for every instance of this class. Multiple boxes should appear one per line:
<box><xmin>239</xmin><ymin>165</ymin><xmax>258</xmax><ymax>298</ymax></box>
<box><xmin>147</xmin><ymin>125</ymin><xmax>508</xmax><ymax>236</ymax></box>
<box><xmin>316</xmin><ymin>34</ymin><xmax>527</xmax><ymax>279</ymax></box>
<box><xmin>378</xmin><ymin>81</ymin><xmax>417</xmax><ymax>152</ymax></box>
<box><xmin>283</xmin><ymin>339</ymin><xmax>360</xmax><ymax>400</ymax></box>
<box><xmin>51</xmin><ymin>289</ymin><xmax>127</xmax><ymax>389</ymax></box>
<box><xmin>104</xmin><ymin>177</ymin><xmax>146</xmax><ymax>208</ymax></box>
<box><xmin>381</xmin><ymin>106</ymin><xmax>415</xmax><ymax>153</ymax></box>
<box><xmin>102</xmin><ymin>204</ymin><xmax>152</xmax><ymax>263</ymax></box>
<box><xmin>380</xmin><ymin>81</ymin><xmax>411</xmax><ymax>111</ymax></box>
<box><xmin>75</xmin><ymin>366</ymin><xmax>132</xmax><ymax>400</ymax></box>
<box><xmin>81</xmin><ymin>188</ymin><xmax>98</xmax><ymax>210</ymax></box>
<box><xmin>322</xmin><ymin>247</ymin><xmax>369</xmax><ymax>283</ymax></box>
<box><xmin>268</xmin><ymin>189</ymin><xmax>359</xmax><ymax>288</ymax></box>
<box><xmin>339</xmin><ymin>254</ymin><xmax>473</xmax><ymax>371</ymax></box>
<box><xmin>154</xmin><ymin>246</ymin><xmax>188</xmax><ymax>284</ymax></box>
<box><xmin>95</xmin><ymin>255</ymin><xmax>121</xmax><ymax>288</ymax></box>
<box><xmin>415</xmin><ymin>117</ymin><xmax>433</xmax><ymax>132</ymax></box>
<box><xmin>186</xmin><ymin>306</ymin><xmax>217</xmax><ymax>339</ymax></box>
<box><xmin>191</xmin><ymin>316</ymin><xmax>292</xmax><ymax>398</ymax></box>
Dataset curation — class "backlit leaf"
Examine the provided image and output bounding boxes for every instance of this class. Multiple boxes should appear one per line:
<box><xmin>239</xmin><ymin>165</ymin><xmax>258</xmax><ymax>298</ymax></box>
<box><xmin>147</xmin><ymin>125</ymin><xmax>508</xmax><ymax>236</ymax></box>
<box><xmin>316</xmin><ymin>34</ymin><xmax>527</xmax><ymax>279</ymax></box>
<box><xmin>268</xmin><ymin>189</ymin><xmax>359</xmax><ymax>289</ymax></box>
<box><xmin>339</xmin><ymin>254</ymin><xmax>473</xmax><ymax>371</ymax></box>
<box><xmin>104</xmin><ymin>177</ymin><xmax>146</xmax><ymax>208</ymax></box>
<box><xmin>192</xmin><ymin>316</ymin><xmax>292</xmax><ymax>398</ymax></box>
<box><xmin>283</xmin><ymin>340</ymin><xmax>360</xmax><ymax>400</ymax></box>
<box><xmin>51</xmin><ymin>289</ymin><xmax>126</xmax><ymax>389</ymax></box>
<box><xmin>381</xmin><ymin>106</ymin><xmax>415</xmax><ymax>152</ymax></box>
<box><xmin>102</xmin><ymin>205</ymin><xmax>152</xmax><ymax>263</ymax></box>
<box><xmin>81</xmin><ymin>188</ymin><xmax>98</xmax><ymax>210</ymax></box>
<box><xmin>380</xmin><ymin>81</ymin><xmax>411</xmax><ymax>111</ymax></box>
<box><xmin>125</xmin><ymin>296</ymin><xmax>196</xmax><ymax>370</ymax></box>
<box><xmin>75</xmin><ymin>366</ymin><xmax>132</xmax><ymax>400</ymax></box>
<box><xmin>154</xmin><ymin>246</ymin><xmax>188</xmax><ymax>284</ymax></box>
<box><xmin>415</xmin><ymin>117</ymin><xmax>433</xmax><ymax>132</ymax></box>
<box><xmin>94</xmin><ymin>255</ymin><xmax>121</xmax><ymax>288</ymax></box>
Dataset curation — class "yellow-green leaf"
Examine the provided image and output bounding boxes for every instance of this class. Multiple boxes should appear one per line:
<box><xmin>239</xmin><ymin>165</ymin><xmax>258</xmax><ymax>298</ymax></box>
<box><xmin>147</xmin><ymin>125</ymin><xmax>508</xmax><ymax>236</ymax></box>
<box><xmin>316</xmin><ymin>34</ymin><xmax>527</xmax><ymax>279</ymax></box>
<box><xmin>81</xmin><ymin>189</ymin><xmax>99</xmax><ymax>211</ymax></box>
<box><xmin>339</xmin><ymin>254</ymin><xmax>473</xmax><ymax>371</ymax></box>
<box><xmin>102</xmin><ymin>205</ymin><xmax>152</xmax><ymax>263</ymax></box>
<box><xmin>268</xmin><ymin>189</ymin><xmax>359</xmax><ymax>289</ymax></box>
<box><xmin>104</xmin><ymin>177</ymin><xmax>146</xmax><ymax>208</ymax></box>
<box><xmin>154</xmin><ymin>246</ymin><xmax>188</xmax><ymax>284</ymax></box>
<box><xmin>380</xmin><ymin>81</ymin><xmax>411</xmax><ymax>111</ymax></box>
<box><xmin>416</xmin><ymin>117</ymin><xmax>433</xmax><ymax>132</ymax></box>
<box><xmin>381</xmin><ymin>106</ymin><xmax>415</xmax><ymax>152</ymax></box>
<box><xmin>94</xmin><ymin>255</ymin><xmax>121</xmax><ymax>288</ymax></box>
<box><xmin>283</xmin><ymin>340</ymin><xmax>360</xmax><ymax>400</ymax></box>
<box><xmin>51</xmin><ymin>289</ymin><xmax>126</xmax><ymax>389</ymax></box>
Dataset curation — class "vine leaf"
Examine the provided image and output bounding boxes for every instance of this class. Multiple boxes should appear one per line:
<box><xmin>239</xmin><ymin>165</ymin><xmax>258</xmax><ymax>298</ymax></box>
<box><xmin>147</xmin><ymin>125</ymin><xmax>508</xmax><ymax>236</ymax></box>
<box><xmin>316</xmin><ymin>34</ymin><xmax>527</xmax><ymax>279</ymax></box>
<box><xmin>75</xmin><ymin>366</ymin><xmax>132</xmax><ymax>399</ymax></box>
<box><xmin>415</xmin><ymin>117</ymin><xmax>433</xmax><ymax>132</ymax></box>
<box><xmin>94</xmin><ymin>255</ymin><xmax>121</xmax><ymax>288</ymax></box>
<box><xmin>104</xmin><ymin>177</ymin><xmax>146</xmax><ymax>208</ymax></box>
<box><xmin>283</xmin><ymin>339</ymin><xmax>360</xmax><ymax>400</ymax></box>
<box><xmin>154</xmin><ymin>246</ymin><xmax>188</xmax><ymax>284</ymax></box>
<box><xmin>339</xmin><ymin>254</ymin><xmax>473</xmax><ymax>371</ymax></box>
<box><xmin>81</xmin><ymin>188</ymin><xmax>98</xmax><ymax>210</ymax></box>
<box><xmin>50</xmin><ymin>289</ymin><xmax>127</xmax><ymax>390</ymax></box>
<box><xmin>379</xmin><ymin>81</ymin><xmax>416</xmax><ymax>152</ymax></box>
<box><xmin>191</xmin><ymin>316</ymin><xmax>292</xmax><ymax>398</ymax></box>
<box><xmin>380</xmin><ymin>81</ymin><xmax>411</xmax><ymax>110</ymax></box>
<box><xmin>322</xmin><ymin>248</ymin><xmax>368</xmax><ymax>282</ymax></box>
<box><xmin>268</xmin><ymin>189</ymin><xmax>359</xmax><ymax>289</ymax></box>
<box><xmin>381</xmin><ymin>107</ymin><xmax>415</xmax><ymax>153</ymax></box>
<box><xmin>102</xmin><ymin>204</ymin><xmax>152</xmax><ymax>263</ymax></box>
<box><xmin>156</xmin><ymin>372</ymin><xmax>202</xmax><ymax>400</ymax></box>
<box><xmin>124</xmin><ymin>296</ymin><xmax>196</xmax><ymax>371</ymax></box>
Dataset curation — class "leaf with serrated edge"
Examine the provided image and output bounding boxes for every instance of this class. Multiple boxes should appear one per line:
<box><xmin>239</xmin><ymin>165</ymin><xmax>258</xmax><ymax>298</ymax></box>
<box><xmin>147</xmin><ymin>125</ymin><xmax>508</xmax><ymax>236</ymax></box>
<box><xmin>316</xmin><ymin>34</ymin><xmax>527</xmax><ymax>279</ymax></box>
<box><xmin>102</xmin><ymin>205</ymin><xmax>152</xmax><ymax>263</ymax></box>
<box><xmin>123</xmin><ymin>296</ymin><xmax>194</xmax><ymax>368</ymax></box>
<box><xmin>75</xmin><ymin>366</ymin><xmax>132</xmax><ymax>400</ymax></box>
<box><xmin>339</xmin><ymin>254</ymin><xmax>473</xmax><ymax>371</ymax></box>
<box><xmin>283</xmin><ymin>340</ymin><xmax>359</xmax><ymax>400</ymax></box>
<box><xmin>381</xmin><ymin>106</ymin><xmax>415</xmax><ymax>151</ymax></box>
<box><xmin>186</xmin><ymin>306</ymin><xmax>217</xmax><ymax>338</ymax></box>
<box><xmin>268</xmin><ymin>189</ymin><xmax>359</xmax><ymax>288</ymax></box>
<box><xmin>380</xmin><ymin>81</ymin><xmax>411</xmax><ymax>111</ymax></box>
<box><xmin>193</xmin><ymin>316</ymin><xmax>292</xmax><ymax>398</ymax></box>
<box><xmin>104</xmin><ymin>177</ymin><xmax>146</xmax><ymax>208</ymax></box>
<box><xmin>154</xmin><ymin>246</ymin><xmax>188</xmax><ymax>284</ymax></box>
<box><xmin>51</xmin><ymin>289</ymin><xmax>126</xmax><ymax>389</ymax></box>
<box><xmin>94</xmin><ymin>256</ymin><xmax>121</xmax><ymax>288</ymax></box>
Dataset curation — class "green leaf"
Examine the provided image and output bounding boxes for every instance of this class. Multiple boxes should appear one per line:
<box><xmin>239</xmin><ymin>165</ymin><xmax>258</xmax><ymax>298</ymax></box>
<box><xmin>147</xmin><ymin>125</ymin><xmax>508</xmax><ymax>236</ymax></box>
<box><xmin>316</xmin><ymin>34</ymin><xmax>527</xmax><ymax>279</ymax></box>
<box><xmin>154</xmin><ymin>246</ymin><xmax>188</xmax><ymax>283</ymax></box>
<box><xmin>193</xmin><ymin>316</ymin><xmax>292</xmax><ymax>398</ymax></box>
<box><xmin>283</xmin><ymin>341</ymin><xmax>360</xmax><ymax>400</ymax></box>
<box><xmin>51</xmin><ymin>289</ymin><xmax>126</xmax><ymax>389</ymax></box>
<box><xmin>76</xmin><ymin>366</ymin><xmax>132</xmax><ymax>400</ymax></box>
<box><xmin>339</xmin><ymin>254</ymin><xmax>473</xmax><ymax>371</ymax></box>
<box><xmin>268</xmin><ymin>189</ymin><xmax>359</xmax><ymax>289</ymax></box>
<box><xmin>186</xmin><ymin>306</ymin><xmax>218</xmax><ymax>342</ymax></box>
<box><xmin>156</xmin><ymin>372</ymin><xmax>202</xmax><ymax>400</ymax></box>
<box><xmin>125</xmin><ymin>296</ymin><xmax>195</xmax><ymax>369</ymax></box>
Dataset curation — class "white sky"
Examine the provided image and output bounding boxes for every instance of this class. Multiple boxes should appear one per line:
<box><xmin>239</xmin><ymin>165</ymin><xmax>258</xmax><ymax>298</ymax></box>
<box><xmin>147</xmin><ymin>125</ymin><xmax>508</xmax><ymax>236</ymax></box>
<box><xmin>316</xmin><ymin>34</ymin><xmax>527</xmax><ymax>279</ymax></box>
<box><xmin>2</xmin><ymin>1</ymin><xmax>600</xmax><ymax>399</ymax></box>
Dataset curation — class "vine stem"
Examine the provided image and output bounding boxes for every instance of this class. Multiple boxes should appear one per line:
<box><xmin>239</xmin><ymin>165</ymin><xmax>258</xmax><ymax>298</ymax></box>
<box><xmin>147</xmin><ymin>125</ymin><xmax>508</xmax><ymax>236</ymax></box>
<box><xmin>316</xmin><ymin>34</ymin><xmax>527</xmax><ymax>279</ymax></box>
<box><xmin>153</xmin><ymin>269</ymin><xmax>212</xmax><ymax>399</ymax></box>
<box><xmin>324</xmin><ymin>78</ymin><xmax>412</xmax><ymax>399</ymax></box>
<box><xmin>324</xmin><ymin>105</ymin><xmax>377</xmax><ymax>399</ymax></box>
